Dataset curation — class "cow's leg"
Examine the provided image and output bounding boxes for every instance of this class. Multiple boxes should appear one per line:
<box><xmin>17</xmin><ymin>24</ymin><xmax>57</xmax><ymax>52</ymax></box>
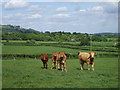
<box><xmin>57</xmin><ymin>60</ymin><xmax>60</xmax><ymax>69</ymax></box>
<box><xmin>80</xmin><ymin>60</ymin><xmax>84</xmax><ymax>70</ymax></box>
<box><xmin>43</xmin><ymin>61</ymin><xmax>46</xmax><ymax>69</ymax></box>
<box><xmin>87</xmin><ymin>63</ymin><xmax>90</xmax><ymax>70</ymax></box>
<box><xmin>55</xmin><ymin>61</ymin><xmax>57</xmax><ymax>69</ymax></box>
<box><xmin>43</xmin><ymin>63</ymin><xmax>45</xmax><ymax>69</ymax></box>
<box><xmin>42</xmin><ymin>60</ymin><xmax>45</xmax><ymax>69</ymax></box>
<box><xmin>46</xmin><ymin>61</ymin><xmax>48</xmax><ymax>69</ymax></box>
<box><xmin>92</xmin><ymin>62</ymin><xmax>94</xmax><ymax>71</ymax></box>
<box><xmin>56</xmin><ymin>61</ymin><xmax>58</xmax><ymax>69</ymax></box>
<box><xmin>61</xmin><ymin>63</ymin><xmax>64</xmax><ymax>71</ymax></box>
<box><xmin>64</xmin><ymin>62</ymin><xmax>67</xmax><ymax>72</ymax></box>
<box><xmin>54</xmin><ymin>62</ymin><xmax>56</xmax><ymax>69</ymax></box>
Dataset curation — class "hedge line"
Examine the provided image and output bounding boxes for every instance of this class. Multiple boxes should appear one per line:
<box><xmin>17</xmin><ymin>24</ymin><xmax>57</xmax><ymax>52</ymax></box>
<box><xmin>3</xmin><ymin>42</ymin><xmax>118</xmax><ymax>52</ymax></box>
<box><xmin>2</xmin><ymin>53</ymin><xmax>118</xmax><ymax>60</ymax></box>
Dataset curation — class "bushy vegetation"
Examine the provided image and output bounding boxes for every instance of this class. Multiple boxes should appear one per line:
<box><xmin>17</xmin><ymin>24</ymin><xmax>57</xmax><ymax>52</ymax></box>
<box><xmin>2</xmin><ymin>25</ymin><xmax>117</xmax><ymax>46</ymax></box>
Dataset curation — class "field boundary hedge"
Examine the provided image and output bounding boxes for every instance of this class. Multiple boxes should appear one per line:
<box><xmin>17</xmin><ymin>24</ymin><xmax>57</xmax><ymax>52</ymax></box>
<box><xmin>2</xmin><ymin>42</ymin><xmax>118</xmax><ymax>52</ymax></box>
<box><xmin>2</xmin><ymin>53</ymin><xmax>118</xmax><ymax>60</ymax></box>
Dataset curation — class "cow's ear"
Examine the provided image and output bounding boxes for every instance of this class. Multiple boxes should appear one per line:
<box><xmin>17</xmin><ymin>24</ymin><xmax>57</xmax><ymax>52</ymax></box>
<box><xmin>94</xmin><ymin>52</ymin><xmax>96</xmax><ymax>55</ymax></box>
<box><xmin>89</xmin><ymin>52</ymin><xmax>91</xmax><ymax>55</ymax></box>
<box><xmin>78</xmin><ymin>52</ymin><xmax>80</xmax><ymax>55</ymax></box>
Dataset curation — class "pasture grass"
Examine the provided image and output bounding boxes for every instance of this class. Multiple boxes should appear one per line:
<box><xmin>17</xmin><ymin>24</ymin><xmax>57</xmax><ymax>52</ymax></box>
<box><xmin>2</xmin><ymin>57</ymin><xmax>118</xmax><ymax>88</ymax></box>
<box><xmin>2</xmin><ymin>45</ymin><xmax>118</xmax><ymax>58</ymax></box>
<box><xmin>2</xmin><ymin>45</ymin><xmax>83</xmax><ymax>55</ymax></box>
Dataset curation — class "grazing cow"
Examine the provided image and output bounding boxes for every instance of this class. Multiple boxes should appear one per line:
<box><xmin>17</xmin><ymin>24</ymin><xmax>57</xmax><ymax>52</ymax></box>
<box><xmin>78</xmin><ymin>52</ymin><xmax>96</xmax><ymax>71</ymax></box>
<box><xmin>40</xmin><ymin>54</ymin><xmax>49</xmax><ymax>69</ymax></box>
<box><xmin>58</xmin><ymin>52</ymin><xmax>67</xmax><ymax>72</ymax></box>
<box><xmin>51</xmin><ymin>52</ymin><xmax>59</xmax><ymax>69</ymax></box>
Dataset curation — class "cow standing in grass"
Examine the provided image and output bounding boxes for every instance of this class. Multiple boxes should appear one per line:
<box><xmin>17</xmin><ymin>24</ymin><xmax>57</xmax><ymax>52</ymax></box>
<box><xmin>78</xmin><ymin>52</ymin><xmax>96</xmax><ymax>71</ymax></box>
<box><xmin>51</xmin><ymin>52</ymin><xmax>59</xmax><ymax>69</ymax></box>
<box><xmin>58</xmin><ymin>52</ymin><xmax>67</xmax><ymax>72</ymax></box>
<box><xmin>40</xmin><ymin>54</ymin><xmax>49</xmax><ymax>69</ymax></box>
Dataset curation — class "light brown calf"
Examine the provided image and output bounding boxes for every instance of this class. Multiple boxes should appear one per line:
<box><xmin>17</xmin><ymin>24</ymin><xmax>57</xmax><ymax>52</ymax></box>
<box><xmin>58</xmin><ymin>52</ymin><xmax>67</xmax><ymax>72</ymax></box>
<box><xmin>51</xmin><ymin>52</ymin><xmax>59</xmax><ymax>69</ymax></box>
<box><xmin>78</xmin><ymin>52</ymin><xmax>96</xmax><ymax>71</ymax></box>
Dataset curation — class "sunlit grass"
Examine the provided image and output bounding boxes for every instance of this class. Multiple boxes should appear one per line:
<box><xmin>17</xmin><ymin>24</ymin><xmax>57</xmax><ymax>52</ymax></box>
<box><xmin>2</xmin><ymin>57</ymin><xmax>118</xmax><ymax>88</ymax></box>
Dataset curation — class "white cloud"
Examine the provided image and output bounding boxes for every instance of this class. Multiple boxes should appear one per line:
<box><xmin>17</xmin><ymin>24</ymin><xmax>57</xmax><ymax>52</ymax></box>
<box><xmin>27</xmin><ymin>5</ymin><xmax>43</xmax><ymax>11</ymax></box>
<box><xmin>3</xmin><ymin>13</ymin><xmax>24</xmax><ymax>19</ymax></box>
<box><xmin>101</xmin><ymin>2</ymin><xmax>118</xmax><ymax>14</ymax></box>
<box><xmin>4</xmin><ymin>0</ymin><xmax>28</xmax><ymax>10</ymax></box>
<box><xmin>88</xmin><ymin>6</ymin><xmax>103</xmax><ymax>11</ymax></box>
<box><xmin>27</xmin><ymin>14</ymin><xmax>42</xmax><ymax>19</ymax></box>
<box><xmin>73</xmin><ymin>23</ymin><xmax>84</xmax><ymax>26</ymax></box>
<box><xmin>53</xmin><ymin>14</ymin><xmax>70</xmax><ymax>18</ymax></box>
<box><xmin>55</xmin><ymin>6</ymin><xmax>68</xmax><ymax>11</ymax></box>
<box><xmin>47</xmin><ymin>22</ymin><xmax>57</xmax><ymax>25</ymax></box>
<box><xmin>3</xmin><ymin>13</ymin><xmax>42</xmax><ymax>20</ymax></box>
<box><xmin>79</xmin><ymin>9</ymin><xmax>86</xmax><ymax>12</ymax></box>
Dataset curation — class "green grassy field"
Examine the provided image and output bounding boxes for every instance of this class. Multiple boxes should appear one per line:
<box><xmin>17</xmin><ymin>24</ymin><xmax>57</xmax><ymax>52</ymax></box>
<box><xmin>2</xmin><ymin>45</ymin><xmax>118</xmax><ymax>58</ymax></box>
<box><xmin>2</xmin><ymin>57</ymin><xmax>118</xmax><ymax>88</ymax></box>
<box><xmin>2</xmin><ymin>46</ymin><xmax>80</xmax><ymax>55</ymax></box>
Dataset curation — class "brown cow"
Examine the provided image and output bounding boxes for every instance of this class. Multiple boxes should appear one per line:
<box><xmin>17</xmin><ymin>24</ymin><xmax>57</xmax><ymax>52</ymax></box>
<box><xmin>78</xmin><ymin>52</ymin><xmax>96</xmax><ymax>71</ymax></box>
<box><xmin>51</xmin><ymin>52</ymin><xmax>59</xmax><ymax>69</ymax></box>
<box><xmin>40</xmin><ymin>54</ymin><xmax>49</xmax><ymax>69</ymax></box>
<box><xmin>58</xmin><ymin>52</ymin><xmax>67</xmax><ymax>72</ymax></box>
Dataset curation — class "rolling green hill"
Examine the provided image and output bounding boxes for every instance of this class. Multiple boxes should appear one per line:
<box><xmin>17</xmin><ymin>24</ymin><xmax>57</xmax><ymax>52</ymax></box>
<box><xmin>1</xmin><ymin>25</ymin><xmax>39</xmax><ymax>33</ymax></box>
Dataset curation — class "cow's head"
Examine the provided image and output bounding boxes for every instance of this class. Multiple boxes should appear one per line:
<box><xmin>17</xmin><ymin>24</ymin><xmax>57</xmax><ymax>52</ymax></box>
<box><xmin>41</xmin><ymin>54</ymin><xmax>48</xmax><ymax>60</ymax></box>
<box><xmin>89</xmin><ymin>52</ymin><xmax>96</xmax><ymax>59</ymax></box>
<box><xmin>59</xmin><ymin>52</ymin><xmax>65</xmax><ymax>60</ymax></box>
<box><xmin>53</xmin><ymin>52</ymin><xmax>58</xmax><ymax>57</ymax></box>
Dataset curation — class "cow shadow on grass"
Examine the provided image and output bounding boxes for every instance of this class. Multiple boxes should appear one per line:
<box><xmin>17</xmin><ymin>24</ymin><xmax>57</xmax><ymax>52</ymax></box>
<box><xmin>76</xmin><ymin>68</ymin><xmax>88</xmax><ymax>70</ymax></box>
<box><xmin>41</xmin><ymin>67</ymin><xmax>48</xmax><ymax>69</ymax></box>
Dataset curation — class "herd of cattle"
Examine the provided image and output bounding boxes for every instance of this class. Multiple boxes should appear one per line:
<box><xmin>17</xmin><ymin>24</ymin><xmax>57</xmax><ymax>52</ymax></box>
<box><xmin>40</xmin><ymin>52</ymin><xmax>96</xmax><ymax>72</ymax></box>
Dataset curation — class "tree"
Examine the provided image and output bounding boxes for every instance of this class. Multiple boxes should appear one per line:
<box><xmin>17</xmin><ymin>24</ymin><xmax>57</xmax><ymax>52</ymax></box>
<box><xmin>80</xmin><ymin>36</ymin><xmax>90</xmax><ymax>46</ymax></box>
<box><xmin>80</xmin><ymin>38</ymin><xmax>90</xmax><ymax>46</ymax></box>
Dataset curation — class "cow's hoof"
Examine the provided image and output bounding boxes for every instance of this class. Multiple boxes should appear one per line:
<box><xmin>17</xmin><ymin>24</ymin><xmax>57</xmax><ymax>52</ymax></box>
<box><xmin>51</xmin><ymin>67</ymin><xmax>53</xmax><ymax>69</ymax></box>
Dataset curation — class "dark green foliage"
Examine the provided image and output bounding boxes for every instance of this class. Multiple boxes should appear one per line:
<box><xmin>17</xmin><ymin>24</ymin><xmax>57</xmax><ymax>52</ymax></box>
<box><xmin>92</xmin><ymin>35</ymin><xmax>107</xmax><ymax>42</ymax></box>
<box><xmin>26</xmin><ymin>40</ymin><xmax>36</xmax><ymax>44</ymax></box>
<box><xmin>80</xmin><ymin>34</ymin><xmax>90</xmax><ymax>46</ymax></box>
<box><xmin>2</xmin><ymin>25</ymin><xmax>116</xmax><ymax>42</ymax></box>
<box><xmin>6</xmin><ymin>40</ymin><xmax>9</xmax><ymax>43</ymax></box>
<box><xmin>1</xmin><ymin>25</ymin><xmax>39</xmax><ymax>33</ymax></box>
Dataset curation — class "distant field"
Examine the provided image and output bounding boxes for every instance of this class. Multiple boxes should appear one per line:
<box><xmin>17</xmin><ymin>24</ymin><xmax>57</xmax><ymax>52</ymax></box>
<box><xmin>2</xmin><ymin>45</ymin><xmax>80</xmax><ymax>55</ymax></box>
<box><xmin>2</xmin><ymin>45</ymin><xmax>118</xmax><ymax>57</ymax></box>
<box><xmin>2</xmin><ymin>40</ymin><xmax>116</xmax><ymax>46</ymax></box>
<box><xmin>2</xmin><ymin>57</ymin><xmax>118</xmax><ymax>88</ymax></box>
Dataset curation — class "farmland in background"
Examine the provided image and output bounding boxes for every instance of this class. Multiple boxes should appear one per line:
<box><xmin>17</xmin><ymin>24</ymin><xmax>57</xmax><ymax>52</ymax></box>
<box><xmin>1</xmin><ymin>25</ymin><xmax>119</xmax><ymax>88</ymax></box>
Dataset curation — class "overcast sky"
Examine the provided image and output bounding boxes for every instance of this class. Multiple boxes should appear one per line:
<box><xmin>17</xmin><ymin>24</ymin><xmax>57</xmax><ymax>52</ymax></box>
<box><xmin>1</xmin><ymin>0</ymin><xmax>118</xmax><ymax>34</ymax></box>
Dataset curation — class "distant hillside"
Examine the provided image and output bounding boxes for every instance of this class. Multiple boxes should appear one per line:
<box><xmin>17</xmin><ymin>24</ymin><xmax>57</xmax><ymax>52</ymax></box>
<box><xmin>94</xmin><ymin>32</ymin><xmax>119</xmax><ymax>36</ymax></box>
<box><xmin>1</xmin><ymin>25</ymin><xmax>40</xmax><ymax>33</ymax></box>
